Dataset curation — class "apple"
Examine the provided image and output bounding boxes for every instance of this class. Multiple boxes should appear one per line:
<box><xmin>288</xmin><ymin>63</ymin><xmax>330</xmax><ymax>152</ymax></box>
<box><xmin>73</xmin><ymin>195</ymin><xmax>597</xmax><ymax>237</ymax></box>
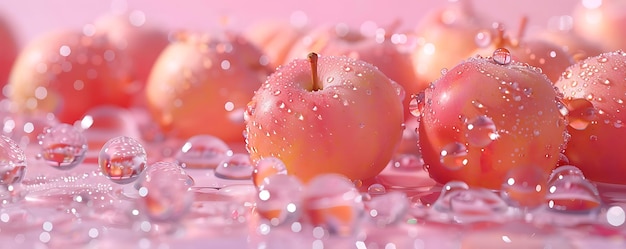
<box><xmin>554</xmin><ymin>51</ymin><xmax>626</xmax><ymax>184</ymax></box>
<box><xmin>534</xmin><ymin>15</ymin><xmax>604</xmax><ymax>62</ymax></box>
<box><xmin>286</xmin><ymin>22</ymin><xmax>422</xmax><ymax>121</ymax></box>
<box><xmin>244</xmin><ymin>53</ymin><xmax>404</xmax><ymax>182</ymax></box>
<box><xmin>410</xmin><ymin>0</ymin><xmax>492</xmax><ymax>85</ymax></box>
<box><xmin>0</xmin><ymin>13</ymin><xmax>18</xmax><ymax>91</ymax></box>
<box><xmin>418</xmin><ymin>53</ymin><xmax>567</xmax><ymax>189</ymax></box>
<box><xmin>8</xmin><ymin>29</ymin><xmax>136</xmax><ymax>124</ymax></box>
<box><xmin>572</xmin><ymin>0</ymin><xmax>626</xmax><ymax>51</ymax></box>
<box><xmin>145</xmin><ymin>31</ymin><xmax>273</xmax><ymax>142</ymax></box>
<box><xmin>244</xmin><ymin>18</ymin><xmax>308</xmax><ymax>69</ymax></box>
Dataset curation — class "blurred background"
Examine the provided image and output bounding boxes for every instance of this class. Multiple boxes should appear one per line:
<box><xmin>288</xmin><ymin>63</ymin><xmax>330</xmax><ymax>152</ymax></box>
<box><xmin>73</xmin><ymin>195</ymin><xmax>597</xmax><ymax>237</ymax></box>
<box><xmin>0</xmin><ymin>0</ymin><xmax>579</xmax><ymax>46</ymax></box>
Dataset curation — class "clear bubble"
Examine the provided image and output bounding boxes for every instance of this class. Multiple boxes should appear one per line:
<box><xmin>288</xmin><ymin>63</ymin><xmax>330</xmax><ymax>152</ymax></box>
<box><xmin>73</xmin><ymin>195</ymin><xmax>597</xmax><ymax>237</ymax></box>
<box><xmin>137</xmin><ymin>161</ymin><xmax>194</xmax><ymax>222</ymax></box>
<box><xmin>492</xmin><ymin>48</ymin><xmax>512</xmax><ymax>65</ymax></box>
<box><xmin>564</xmin><ymin>98</ymin><xmax>597</xmax><ymax>130</ymax></box>
<box><xmin>37</xmin><ymin>123</ymin><xmax>87</xmax><ymax>170</ymax></box>
<box><xmin>253</xmin><ymin>157</ymin><xmax>287</xmax><ymax>187</ymax></box>
<box><xmin>0</xmin><ymin>135</ymin><xmax>27</xmax><ymax>201</ymax></box>
<box><xmin>548</xmin><ymin>165</ymin><xmax>586</xmax><ymax>186</ymax></box>
<box><xmin>367</xmin><ymin>183</ymin><xmax>386</xmax><ymax>195</ymax></box>
<box><xmin>546</xmin><ymin>175</ymin><xmax>601</xmax><ymax>213</ymax></box>
<box><xmin>465</xmin><ymin>115</ymin><xmax>498</xmax><ymax>147</ymax></box>
<box><xmin>303</xmin><ymin>174</ymin><xmax>364</xmax><ymax>236</ymax></box>
<box><xmin>408</xmin><ymin>92</ymin><xmax>426</xmax><ymax>118</ymax></box>
<box><xmin>440</xmin><ymin>142</ymin><xmax>469</xmax><ymax>170</ymax></box>
<box><xmin>256</xmin><ymin>174</ymin><xmax>303</xmax><ymax>226</ymax></box>
<box><xmin>500</xmin><ymin>166</ymin><xmax>548</xmax><ymax>209</ymax></box>
<box><xmin>98</xmin><ymin>136</ymin><xmax>147</xmax><ymax>184</ymax></box>
<box><xmin>366</xmin><ymin>191</ymin><xmax>408</xmax><ymax>226</ymax></box>
<box><xmin>214</xmin><ymin>153</ymin><xmax>254</xmax><ymax>180</ymax></box>
<box><xmin>175</xmin><ymin>134</ymin><xmax>232</xmax><ymax>169</ymax></box>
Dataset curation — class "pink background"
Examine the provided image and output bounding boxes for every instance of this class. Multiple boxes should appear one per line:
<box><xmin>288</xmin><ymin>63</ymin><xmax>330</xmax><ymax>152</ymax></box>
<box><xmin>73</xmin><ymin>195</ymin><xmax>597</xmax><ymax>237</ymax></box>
<box><xmin>0</xmin><ymin>0</ymin><xmax>580</xmax><ymax>47</ymax></box>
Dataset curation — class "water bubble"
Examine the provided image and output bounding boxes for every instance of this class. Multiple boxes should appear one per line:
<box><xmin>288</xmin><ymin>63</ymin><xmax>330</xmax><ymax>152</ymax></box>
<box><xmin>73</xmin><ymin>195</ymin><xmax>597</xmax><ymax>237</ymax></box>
<box><xmin>214</xmin><ymin>153</ymin><xmax>254</xmax><ymax>180</ymax></box>
<box><xmin>366</xmin><ymin>191</ymin><xmax>408</xmax><ymax>226</ymax></box>
<box><xmin>253</xmin><ymin>157</ymin><xmax>288</xmax><ymax>187</ymax></box>
<box><xmin>303</xmin><ymin>174</ymin><xmax>363</xmax><ymax>236</ymax></box>
<box><xmin>432</xmin><ymin>181</ymin><xmax>470</xmax><ymax>212</ymax></box>
<box><xmin>256</xmin><ymin>174</ymin><xmax>303</xmax><ymax>226</ymax></box>
<box><xmin>448</xmin><ymin>188</ymin><xmax>508</xmax><ymax>223</ymax></box>
<box><xmin>564</xmin><ymin>98</ymin><xmax>597</xmax><ymax>130</ymax></box>
<box><xmin>408</xmin><ymin>92</ymin><xmax>426</xmax><ymax>118</ymax></box>
<box><xmin>367</xmin><ymin>183</ymin><xmax>386</xmax><ymax>195</ymax></box>
<box><xmin>546</xmin><ymin>175</ymin><xmax>601</xmax><ymax>213</ymax></box>
<box><xmin>98</xmin><ymin>136</ymin><xmax>147</xmax><ymax>184</ymax></box>
<box><xmin>440</xmin><ymin>142</ymin><xmax>469</xmax><ymax>170</ymax></box>
<box><xmin>492</xmin><ymin>48</ymin><xmax>512</xmax><ymax>65</ymax></box>
<box><xmin>465</xmin><ymin>115</ymin><xmax>498</xmax><ymax>147</ymax></box>
<box><xmin>0</xmin><ymin>135</ymin><xmax>27</xmax><ymax>202</ymax></box>
<box><xmin>175</xmin><ymin>134</ymin><xmax>232</xmax><ymax>169</ymax></box>
<box><xmin>548</xmin><ymin>165</ymin><xmax>586</xmax><ymax>186</ymax></box>
<box><xmin>37</xmin><ymin>123</ymin><xmax>87</xmax><ymax>170</ymax></box>
<box><xmin>500</xmin><ymin>166</ymin><xmax>548</xmax><ymax>209</ymax></box>
<box><xmin>137</xmin><ymin>161</ymin><xmax>194</xmax><ymax>222</ymax></box>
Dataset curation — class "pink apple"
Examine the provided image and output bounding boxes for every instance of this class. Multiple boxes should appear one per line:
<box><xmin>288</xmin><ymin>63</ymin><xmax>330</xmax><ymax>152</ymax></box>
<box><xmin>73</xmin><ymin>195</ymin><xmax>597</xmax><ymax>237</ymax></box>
<box><xmin>244</xmin><ymin>18</ymin><xmax>309</xmax><ymax>70</ymax></box>
<box><xmin>0</xmin><ymin>13</ymin><xmax>17</xmax><ymax>91</ymax></box>
<box><xmin>145</xmin><ymin>31</ymin><xmax>273</xmax><ymax>142</ymax></box>
<box><xmin>286</xmin><ymin>22</ymin><xmax>422</xmax><ymax>121</ymax></box>
<box><xmin>244</xmin><ymin>53</ymin><xmax>404</xmax><ymax>182</ymax></box>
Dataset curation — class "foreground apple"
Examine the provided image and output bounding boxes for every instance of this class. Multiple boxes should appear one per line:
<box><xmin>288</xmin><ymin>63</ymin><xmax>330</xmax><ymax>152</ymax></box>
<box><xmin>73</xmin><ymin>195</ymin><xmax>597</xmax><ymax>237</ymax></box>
<box><xmin>418</xmin><ymin>53</ymin><xmax>567</xmax><ymax>189</ymax></box>
<box><xmin>245</xmin><ymin>53</ymin><xmax>404</xmax><ymax>182</ymax></box>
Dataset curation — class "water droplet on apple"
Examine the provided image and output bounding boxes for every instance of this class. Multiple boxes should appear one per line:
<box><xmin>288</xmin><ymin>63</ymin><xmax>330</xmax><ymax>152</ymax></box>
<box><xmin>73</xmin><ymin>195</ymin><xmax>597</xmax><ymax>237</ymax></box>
<box><xmin>98</xmin><ymin>136</ymin><xmax>147</xmax><ymax>184</ymax></box>
<box><xmin>37</xmin><ymin>123</ymin><xmax>88</xmax><ymax>170</ymax></box>
<box><xmin>500</xmin><ymin>165</ymin><xmax>548</xmax><ymax>209</ymax></box>
<box><xmin>326</xmin><ymin>76</ymin><xmax>334</xmax><ymax>83</ymax></box>
<box><xmin>409</xmin><ymin>92</ymin><xmax>426</xmax><ymax>117</ymax></box>
<box><xmin>464</xmin><ymin>115</ymin><xmax>498</xmax><ymax>147</ymax></box>
<box><xmin>564</xmin><ymin>98</ymin><xmax>597</xmax><ymax>130</ymax></box>
<box><xmin>492</xmin><ymin>48</ymin><xmax>512</xmax><ymax>65</ymax></box>
<box><xmin>440</xmin><ymin>142</ymin><xmax>468</xmax><ymax>170</ymax></box>
<box><xmin>546</xmin><ymin>175</ymin><xmax>601</xmax><ymax>213</ymax></box>
<box><xmin>256</xmin><ymin>174</ymin><xmax>303</xmax><ymax>226</ymax></box>
<box><xmin>548</xmin><ymin>165</ymin><xmax>586</xmax><ymax>185</ymax></box>
<box><xmin>175</xmin><ymin>134</ymin><xmax>232</xmax><ymax>169</ymax></box>
<box><xmin>215</xmin><ymin>153</ymin><xmax>254</xmax><ymax>180</ymax></box>
<box><xmin>253</xmin><ymin>156</ymin><xmax>288</xmax><ymax>187</ymax></box>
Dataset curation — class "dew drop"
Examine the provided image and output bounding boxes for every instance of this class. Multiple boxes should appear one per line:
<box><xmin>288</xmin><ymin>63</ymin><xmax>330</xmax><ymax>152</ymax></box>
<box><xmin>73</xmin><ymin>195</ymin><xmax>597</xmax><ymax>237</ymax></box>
<box><xmin>500</xmin><ymin>165</ymin><xmax>548</xmax><ymax>209</ymax></box>
<box><xmin>546</xmin><ymin>175</ymin><xmax>601</xmax><ymax>213</ymax></box>
<box><xmin>256</xmin><ymin>174</ymin><xmax>303</xmax><ymax>226</ymax></box>
<box><xmin>175</xmin><ymin>134</ymin><xmax>232</xmax><ymax>169</ymax></box>
<box><xmin>465</xmin><ymin>115</ymin><xmax>498</xmax><ymax>147</ymax></box>
<box><xmin>432</xmin><ymin>181</ymin><xmax>469</xmax><ymax>212</ymax></box>
<box><xmin>548</xmin><ymin>165</ymin><xmax>586</xmax><ymax>186</ymax></box>
<box><xmin>253</xmin><ymin>156</ymin><xmax>288</xmax><ymax>187</ymax></box>
<box><xmin>367</xmin><ymin>183</ymin><xmax>386</xmax><ymax>195</ymax></box>
<box><xmin>98</xmin><ymin>136</ymin><xmax>147</xmax><ymax>184</ymax></box>
<box><xmin>440</xmin><ymin>142</ymin><xmax>469</xmax><ymax>170</ymax></box>
<box><xmin>37</xmin><ymin>123</ymin><xmax>88</xmax><ymax>170</ymax></box>
<box><xmin>492</xmin><ymin>48</ymin><xmax>512</xmax><ymax>65</ymax></box>
<box><xmin>564</xmin><ymin>98</ymin><xmax>597</xmax><ymax>130</ymax></box>
<box><xmin>0</xmin><ymin>135</ymin><xmax>27</xmax><ymax>202</ymax></box>
<box><xmin>214</xmin><ymin>153</ymin><xmax>254</xmax><ymax>180</ymax></box>
<box><xmin>408</xmin><ymin>92</ymin><xmax>426</xmax><ymax>117</ymax></box>
<box><xmin>137</xmin><ymin>161</ymin><xmax>194</xmax><ymax>222</ymax></box>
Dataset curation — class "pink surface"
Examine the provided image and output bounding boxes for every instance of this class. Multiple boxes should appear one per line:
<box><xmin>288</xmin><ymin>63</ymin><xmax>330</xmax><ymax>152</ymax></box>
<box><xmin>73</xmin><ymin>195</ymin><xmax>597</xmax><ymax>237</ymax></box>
<box><xmin>0</xmin><ymin>0</ymin><xmax>579</xmax><ymax>47</ymax></box>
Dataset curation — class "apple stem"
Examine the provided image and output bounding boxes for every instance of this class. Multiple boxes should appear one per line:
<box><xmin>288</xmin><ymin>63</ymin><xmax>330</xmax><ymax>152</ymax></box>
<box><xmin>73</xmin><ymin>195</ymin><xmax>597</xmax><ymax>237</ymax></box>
<box><xmin>308</xmin><ymin>52</ymin><xmax>321</xmax><ymax>91</ymax></box>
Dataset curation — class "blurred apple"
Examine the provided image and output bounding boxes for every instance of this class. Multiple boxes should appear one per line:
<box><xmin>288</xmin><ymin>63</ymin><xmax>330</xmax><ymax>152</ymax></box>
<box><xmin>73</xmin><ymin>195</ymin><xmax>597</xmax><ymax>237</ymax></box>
<box><xmin>573</xmin><ymin>0</ymin><xmax>626</xmax><ymax>51</ymax></box>
<box><xmin>244</xmin><ymin>18</ymin><xmax>308</xmax><ymax>69</ymax></box>
<box><xmin>0</xmin><ymin>13</ymin><xmax>18</xmax><ymax>91</ymax></box>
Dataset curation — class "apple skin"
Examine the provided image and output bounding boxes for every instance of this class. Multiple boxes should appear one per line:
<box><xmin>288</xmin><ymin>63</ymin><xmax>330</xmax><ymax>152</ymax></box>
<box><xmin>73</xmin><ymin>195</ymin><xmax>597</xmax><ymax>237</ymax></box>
<box><xmin>287</xmin><ymin>24</ymin><xmax>422</xmax><ymax>121</ymax></box>
<box><xmin>244</xmin><ymin>54</ymin><xmax>404</xmax><ymax>182</ymax></box>
<box><xmin>419</xmin><ymin>56</ymin><xmax>567</xmax><ymax>189</ymax></box>
<box><xmin>145</xmin><ymin>32</ymin><xmax>272</xmax><ymax>142</ymax></box>
<box><xmin>0</xmin><ymin>13</ymin><xmax>17</xmax><ymax>90</ymax></box>
<box><xmin>8</xmin><ymin>29</ymin><xmax>136</xmax><ymax>123</ymax></box>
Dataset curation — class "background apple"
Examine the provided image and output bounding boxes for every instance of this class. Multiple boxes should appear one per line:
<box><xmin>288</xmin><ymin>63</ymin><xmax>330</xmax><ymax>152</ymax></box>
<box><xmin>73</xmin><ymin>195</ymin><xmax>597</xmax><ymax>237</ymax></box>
<box><xmin>145</xmin><ymin>31</ymin><xmax>272</xmax><ymax>142</ymax></box>
<box><xmin>245</xmin><ymin>53</ymin><xmax>404</xmax><ymax>182</ymax></box>
<box><xmin>0</xmin><ymin>13</ymin><xmax>18</xmax><ymax>92</ymax></box>
<box><xmin>244</xmin><ymin>18</ymin><xmax>309</xmax><ymax>70</ymax></box>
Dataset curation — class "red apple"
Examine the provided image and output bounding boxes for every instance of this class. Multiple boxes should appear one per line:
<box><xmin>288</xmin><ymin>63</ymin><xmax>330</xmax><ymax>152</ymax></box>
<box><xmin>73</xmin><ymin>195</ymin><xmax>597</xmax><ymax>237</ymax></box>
<box><xmin>418</xmin><ymin>53</ymin><xmax>567</xmax><ymax>189</ymax></box>
<box><xmin>145</xmin><ymin>32</ymin><xmax>272</xmax><ymax>142</ymax></box>
<box><xmin>286</xmin><ymin>22</ymin><xmax>422</xmax><ymax>121</ymax></box>
<box><xmin>554</xmin><ymin>51</ymin><xmax>626</xmax><ymax>184</ymax></box>
<box><xmin>572</xmin><ymin>0</ymin><xmax>626</xmax><ymax>51</ymax></box>
<box><xmin>8</xmin><ymin>29</ymin><xmax>136</xmax><ymax>123</ymax></box>
<box><xmin>245</xmin><ymin>53</ymin><xmax>404</xmax><ymax>182</ymax></box>
<box><xmin>243</xmin><ymin>18</ymin><xmax>308</xmax><ymax>69</ymax></box>
<box><xmin>411</xmin><ymin>0</ymin><xmax>492</xmax><ymax>84</ymax></box>
<box><xmin>0</xmin><ymin>13</ymin><xmax>18</xmax><ymax>91</ymax></box>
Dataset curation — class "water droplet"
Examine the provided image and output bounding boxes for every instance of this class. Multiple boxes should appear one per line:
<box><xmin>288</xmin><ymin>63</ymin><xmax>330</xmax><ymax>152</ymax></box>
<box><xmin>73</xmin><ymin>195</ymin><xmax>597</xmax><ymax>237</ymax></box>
<box><xmin>433</xmin><ymin>181</ymin><xmax>469</xmax><ymax>212</ymax></box>
<box><xmin>563</xmin><ymin>69</ymin><xmax>573</xmax><ymax>79</ymax></box>
<box><xmin>175</xmin><ymin>134</ymin><xmax>232</xmax><ymax>169</ymax></box>
<box><xmin>303</xmin><ymin>174</ymin><xmax>363</xmax><ymax>236</ymax></box>
<box><xmin>326</xmin><ymin>76</ymin><xmax>334</xmax><ymax>83</ymax></box>
<box><xmin>597</xmin><ymin>55</ymin><xmax>608</xmax><ymax>63</ymax></box>
<box><xmin>564</xmin><ymin>98</ymin><xmax>597</xmax><ymax>130</ymax></box>
<box><xmin>0</xmin><ymin>135</ymin><xmax>26</xmax><ymax>202</ymax></box>
<box><xmin>37</xmin><ymin>123</ymin><xmax>87</xmax><ymax>170</ymax></box>
<box><xmin>409</xmin><ymin>92</ymin><xmax>426</xmax><ymax>117</ymax></box>
<box><xmin>273</xmin><ymin>90</ymin><xmax>281</xmax><ymax>96</ymax></box>
<box><xmin>500</xmin><ymin>165</ymin><xmax>548</xmax><ymax>209</ymax></box>
<box><xmin>98</xmin><ymin>136</ymin><xmax>147</xmax><ymax>184</ymax></box>
<box><xmin>447</xmin><ymin>188</ymin><xmax>507</xmax><ymax>223</ymax></box>
<box><xmin>367</xmin><ymin>183</ymin><xmax>386</xmax><ymax>195</ymax></box>
<box><xmin>253</xmin><ymin>157</ymin><xmax>288</xmax><ymax>187</ymax></box>
<box><xmin>440</xmin><ymin>142</ymin><xmax>468</xmax><ymax>170</ymax></box>
<box><xmin>214</xmin><ymin>153</ymin><xmax>254</xmax><ymax>180</ymax></box>
<box><xmin>465</xmin><ymin>115</ymin><xmax>498</xmax><ymax>147</ymax></box>
<box><xmin>492</xmin><ymin>48</ymin><xmax>512</xmax><ymax>65</ymax></box>
<box><xmin>256</xmin><ymin>174</ymin><xmax>303</xmax><ymax>226</ymax></box>
<box><xmin>546</xmin><ymin>175</ymin><xmax>601</xmax><ymax>213</ymax></box>
<box><xmin>137</xmin><ymin>161</ymin><xmax>194</xmax><ymax>222</ymax></box>
<box><xmin>366</xmin><ymin>192</ymin><xmax>408</xmax><ymax>226</ymax></box>
<box><xmin>548</xmin><ymin>165</ymin><xmax>586</xmax><ymax>186</ymax></box>
<box><xmin>343</xmin><ymin>65</ymin><xmax>352</xmax><ymax>72</ymax></box>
